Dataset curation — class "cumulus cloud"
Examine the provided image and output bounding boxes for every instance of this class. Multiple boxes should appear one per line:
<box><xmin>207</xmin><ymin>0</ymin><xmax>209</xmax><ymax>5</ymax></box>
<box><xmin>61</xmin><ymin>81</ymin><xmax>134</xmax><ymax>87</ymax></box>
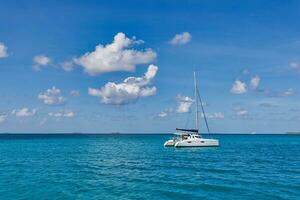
<box><xmin>230</xmin><ymin>80</ymin><xmax>247</xmax><ymax>94</ymax></box>
<box><xmin>74</xmin><ymin>32</ymin><xmax>156</xmax><ymax>75</ymax></box>
<box><xmin>232</xmin><ymin>105</ymin><xmax>249</xmax><ymax>118</ymax></box>
<box><xmin>0</xmin><ymin>42</ymin><xmax>8</xmax><ymax>58</ymax></box>
<box><xmin>11</xmin><ymin>108</ymin><xmax>37</xmax><ymax>117</ymax></box>
<box><xmin>236</xmin><ymin>109</ymin><xmax>248</xmax><ymax>116</ymax></box>
<box><xmin>33</xmin><ymin>55</ymin><xmax>51</xmax><ymax>70</ymax></box>
<box><xmin>70</xmin><ymin>90</ymin><xmax>80</xmax><ymax>97</ymax></box>
<box><xmin>0</xmin><ymin>115</ymin><xmax>6</xmax><ymax>123</ymax></box>
<box><xmin>158</xmin><ymin>111</ymin><xmax>168</xmax><ymax>118</ymax></box>
<box><xmin>250</xmin><ymin>75</ymin><xmax>260</xmax><ymax>89</ymax></box>
<box><xmin>48</xmin><ymin>111</ymin><xmax>75</xmax><ymax>118</ymax></box>
<box><xmin>202</xmin><ymin>112</ymin><xmax>224</xmax><ymax>119</ymax></box>
<box><xmin>176</xmin><ymin>95</ymin><xmax>194</xmax><ymax>113</ymax></box>
<box><xmin>60</xmin><ymin>61</ymin><xmax>74</xmax><ymax>72</ymax></box>
<box><xmin>38</xmin><ymin>87</ymin><xmax>66</xmax><ymax>105</ymax></box>
<box><xmin>284</xmin><ymin>88</ymin><xmax>295</xmax><ymax>96</ymax></box>
<box><xmin>158</xmin><ymin>108</ymin><xmax>173</xmax><ymax>118</ymax></box>
<box><xmin>88</xmin><ymin>64</ymin><xmax>158</xmax><ymax>105</ymax></box>
<box><xmin>170</xmin><ymin>32</ymin><xmax>192</xmax><ymax>45</ymax></box>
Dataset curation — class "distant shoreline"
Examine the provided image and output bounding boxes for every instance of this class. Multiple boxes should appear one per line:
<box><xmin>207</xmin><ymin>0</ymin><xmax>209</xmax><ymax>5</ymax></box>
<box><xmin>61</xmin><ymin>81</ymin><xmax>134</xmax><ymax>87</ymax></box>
<box><xmin>286</xmin><ymin>132</ymin><xmax>300</xmax><ymax>135</ymax></box>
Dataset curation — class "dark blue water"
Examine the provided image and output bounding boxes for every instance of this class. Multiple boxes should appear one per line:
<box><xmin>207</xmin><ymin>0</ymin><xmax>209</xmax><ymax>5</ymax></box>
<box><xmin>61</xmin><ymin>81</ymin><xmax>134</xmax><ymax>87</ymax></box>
<box><xmin>0</xmin><ymin>134</ymin><xmax>299</xmax><ymax>200</ymax></box>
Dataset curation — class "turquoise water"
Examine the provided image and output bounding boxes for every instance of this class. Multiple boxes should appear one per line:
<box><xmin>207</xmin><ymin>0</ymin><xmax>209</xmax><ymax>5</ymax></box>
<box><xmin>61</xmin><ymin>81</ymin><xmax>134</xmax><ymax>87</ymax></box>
<box><xmin>0</xmin><ymin>134</ymin><xmax>299</xmax><ymax>200</ymax></box>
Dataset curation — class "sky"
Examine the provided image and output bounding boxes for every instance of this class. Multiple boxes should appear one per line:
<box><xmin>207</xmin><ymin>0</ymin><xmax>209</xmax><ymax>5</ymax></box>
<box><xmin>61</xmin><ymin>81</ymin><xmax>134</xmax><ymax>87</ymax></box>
<box><xmin>1</xmin><ymin>0</ymin><xmax>300</xmax><ymax>133</ymax></box>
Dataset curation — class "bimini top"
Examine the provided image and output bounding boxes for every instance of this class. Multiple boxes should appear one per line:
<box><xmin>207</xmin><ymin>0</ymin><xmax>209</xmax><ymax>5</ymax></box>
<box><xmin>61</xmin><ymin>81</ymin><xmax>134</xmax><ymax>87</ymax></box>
<box><xmin>174</xmin><ymin>128</ymin><xmax>198</xmax><ymax>135</ymax></box>
<box><xmin>176</xmin><ymin>128</ymin><xmax>198</xmax><ymax>133</ymax></box>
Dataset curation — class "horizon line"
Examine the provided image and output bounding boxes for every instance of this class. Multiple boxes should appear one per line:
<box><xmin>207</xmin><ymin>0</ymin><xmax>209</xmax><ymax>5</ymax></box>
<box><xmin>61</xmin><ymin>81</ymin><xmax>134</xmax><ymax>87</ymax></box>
<box><xmin>0</xmin><ymin>132</ymin><xmax>297</xmax><ymax>135</ymax></box>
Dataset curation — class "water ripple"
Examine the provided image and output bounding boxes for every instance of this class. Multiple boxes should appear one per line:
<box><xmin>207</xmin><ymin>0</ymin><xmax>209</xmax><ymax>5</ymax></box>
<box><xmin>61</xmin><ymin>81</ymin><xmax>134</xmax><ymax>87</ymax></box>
<box><xmin>0</xmin><ymin>134</ymin><xmax>299</xmax><ymax>200</ymax></box>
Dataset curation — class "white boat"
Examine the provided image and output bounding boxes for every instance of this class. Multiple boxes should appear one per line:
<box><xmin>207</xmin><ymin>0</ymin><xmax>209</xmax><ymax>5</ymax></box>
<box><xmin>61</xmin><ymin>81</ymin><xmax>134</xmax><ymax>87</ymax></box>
<box><xmin>164</xmin><ymin>129</ymin><xmax>192</xmax><ymax>147</ymax></box>
<box><xmin>174</xmin><ymin>133</ymin><xmax>219</xmax><ymax>148</ymax></box>
<box><xmin>164</xmin><ymin>72</ymin><xmax>219</xmax><ymax>148</ymax></box>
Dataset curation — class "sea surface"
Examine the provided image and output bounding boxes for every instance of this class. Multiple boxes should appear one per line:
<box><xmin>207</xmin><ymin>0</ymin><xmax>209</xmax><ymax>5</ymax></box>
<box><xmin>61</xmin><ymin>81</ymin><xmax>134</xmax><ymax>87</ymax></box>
<box><xmin>0</xmin><ymin>134</ymin><xmax>299</xmax><ymax>200</ymax></box>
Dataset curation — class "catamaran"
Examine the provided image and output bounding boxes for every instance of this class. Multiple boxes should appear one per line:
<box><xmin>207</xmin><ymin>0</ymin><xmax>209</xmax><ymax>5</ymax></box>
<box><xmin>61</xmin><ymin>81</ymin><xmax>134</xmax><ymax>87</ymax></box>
<box><xmin>164</xmin><ymin>72</ymin><xmax>219</xmax><ymax>148</ymax></box>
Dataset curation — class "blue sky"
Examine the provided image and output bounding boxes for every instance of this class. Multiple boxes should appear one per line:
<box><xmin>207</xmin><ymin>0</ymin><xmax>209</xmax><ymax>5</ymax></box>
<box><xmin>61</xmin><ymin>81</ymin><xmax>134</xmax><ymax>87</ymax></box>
<box><xmin>1</xmin><ymin>0</ymin><xmax>300</xmax><ymax>133</ymax></box>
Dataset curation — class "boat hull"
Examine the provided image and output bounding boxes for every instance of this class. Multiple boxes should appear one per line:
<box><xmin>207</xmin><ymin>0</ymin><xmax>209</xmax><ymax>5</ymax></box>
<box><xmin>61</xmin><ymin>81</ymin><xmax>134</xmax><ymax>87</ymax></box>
<box><xmin>174</xmin><ymin>138</ymin><xmax>219</xmax><ymax>148</ymax></box>
<box><xmin>164</xmin><ymin>139</ymin><xmax>176</xmax><ymax>147</ymax></box>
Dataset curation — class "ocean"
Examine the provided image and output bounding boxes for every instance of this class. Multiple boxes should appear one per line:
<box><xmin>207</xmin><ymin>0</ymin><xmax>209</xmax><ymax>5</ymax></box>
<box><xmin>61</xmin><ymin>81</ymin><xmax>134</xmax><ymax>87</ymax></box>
<box><xmin>0</xmin><ymin>134</ymin><xmax>299</xmax><ymax>200</ymax></box>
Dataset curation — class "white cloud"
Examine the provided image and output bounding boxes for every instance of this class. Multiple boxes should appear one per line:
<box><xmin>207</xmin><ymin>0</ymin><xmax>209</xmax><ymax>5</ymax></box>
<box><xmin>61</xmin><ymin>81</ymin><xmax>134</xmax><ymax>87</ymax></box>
<box><xmin>70</xmin><ymin>90</ymin><xmax>80</xmax><ymax>97</ymax></box>
<box><xmin>0</xmin><ymin>42</ymin><xmax>8</xmax><ymax>58</ymax></box>
<box><xmin>0</xmin><ymin>115</ymin><xmax>6</xmax><ymax>123</ymax></box>
<box><xmin>236</xmin><ymin>109</ymin><xmax>248</xmax><ymax>116</ymax></box>
<box><xmin>60</xmin><ymin>61</ymin><xmax>74</xmax><ymax>72</ymax></box>
<box><xmin>170</xmin><ymin>32</ymin><xmax>192</xmax><ymax>45</ymax></box>
<box><xmin>49</xmin><ymin>111</ymin><xmax>75</xmax><ymax>118</ymax></box>
<box><xmin>203</xmin><ymin>112</ymin><xmax>225</xmax><ymax>119</ymax></box>
<box><xmin>64</xmin><ymin>112</ymin><xmax>75</xmax><ymax>117</ymax></box>
<box><xmin>158</xmin><ymin>111</ymin><xmax>168</xmax><ymax>118</ymax></box>
<box><xmin>284</xmin><ymin>88</ymin><xmax>295</xmax><ymax>96</ymax></box>
<box><xmin>250</xmin><ymin>75</ymin><xmax>260</xmax><ymax>89</ymax></box>
<box><xmin>74</xmin><ymin>32</ymin><xmax>156</xmax><ymax>75</ymax></box>
<box><xmin>33</xmin><ymin>55</ymin><xmax>51</xmax><ymax>70</ymax></box>
<box><xmin>38</xmin><ymin>87</ymin><xmax>66</xmax><ymax>105</ymax></box>
<box><xmin>158</xmin><ymin>108</ymin><xmax>173</xmax><ymax>118</ymax></box>
<box><xmin>89</xmin><ymin>64</ymin><xmax>158</xmax><ymax>105</ymax></box>
<box><xmin>11</xmin><ymin>108</ymin><xmax>37</xmax><ymax>117</ymax></box>
<box><xmin>176</xmin><ymin>95</ymin><xmax>194</xmax><ymax>113</ymax></box>
<box><xmin>230</xmin><ymin>80</ymin><xmax>247</xmax><ymax>94</ymax></box>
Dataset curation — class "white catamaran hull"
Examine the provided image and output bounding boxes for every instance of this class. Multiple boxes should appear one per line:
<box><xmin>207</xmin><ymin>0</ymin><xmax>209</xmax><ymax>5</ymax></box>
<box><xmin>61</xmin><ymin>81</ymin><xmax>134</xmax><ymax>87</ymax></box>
<box><xmin>174</xmin><ymin>138</ymin><xmax>219</xmax><ymax>147</ymax></box>
<box><xmin>164</xmin><ymin>139</ymin><xmax>176</xmax><ymax>147</ymax></box>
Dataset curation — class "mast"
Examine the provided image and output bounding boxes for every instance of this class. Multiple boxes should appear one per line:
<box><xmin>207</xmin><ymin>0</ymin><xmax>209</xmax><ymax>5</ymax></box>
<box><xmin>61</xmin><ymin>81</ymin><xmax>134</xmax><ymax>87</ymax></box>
<box><xmin>193</xmin><ymin>72</ymin><xmax>199</xmax><ymax>132</ymax></box>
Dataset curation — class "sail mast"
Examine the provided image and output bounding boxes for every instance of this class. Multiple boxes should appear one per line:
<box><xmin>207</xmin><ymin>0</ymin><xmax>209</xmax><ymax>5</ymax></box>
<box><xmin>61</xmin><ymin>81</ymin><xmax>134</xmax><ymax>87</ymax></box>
<box><xmin>194</xmin><ymin>72</ymin><xmax>199</xmax><ymax>132</ymax></box>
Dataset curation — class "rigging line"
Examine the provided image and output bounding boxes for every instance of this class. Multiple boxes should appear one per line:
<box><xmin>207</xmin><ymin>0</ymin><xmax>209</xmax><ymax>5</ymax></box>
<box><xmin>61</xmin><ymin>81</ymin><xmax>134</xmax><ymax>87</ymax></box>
<box><xmin>196</xmin><ymin>85</ymin><xmax>211</xmax><ymax>134</ymax></box>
